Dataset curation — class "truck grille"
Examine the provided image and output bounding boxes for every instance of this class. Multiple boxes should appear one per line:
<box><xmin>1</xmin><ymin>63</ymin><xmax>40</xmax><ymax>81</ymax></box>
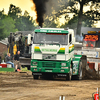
<box><xmin>42</xmin><ymin>54</ymin><xmax>56</xmax><ymax>60</ymax></box>
<box><xmin>42</xmin><ymin>62</ymin><xmax>56</xmax><ymax>68</ymax></box>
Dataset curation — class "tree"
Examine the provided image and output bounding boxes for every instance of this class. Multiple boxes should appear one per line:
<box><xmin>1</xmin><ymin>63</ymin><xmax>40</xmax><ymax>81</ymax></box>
<box><xmin>8</xmin><ymin>4</ymin><xmax>22</xmax><ymax>20</ymax></box>
<box><xmin>60</xmin><ymin>15</ymin><xmax>78</xmax><ymax>29</ymax></box>
<box><xmin>8</xmin><ymin>4</ymin><xmax>25</xmax><ymax>31</ymax></box>
<box><xmin>8</xmin><ymin>4</ymin><xmax>36</xmax><ymax>31</ymax></box>
<box><xmin>21</xmin><ymin>11</ymin><xmax>36</xmax><ymax>31</ymax></box>
<box><xmin>0</xmin><ymin>9</ymin><xmax>18</xmax><ymax>40</ymax></box>
<box><xmin>59</xmin><ymin>14</ymin><xmax>95</xmax><ymax>29</ymax></box>
<box><xmin>55</xmin><ymin>0</ymin><xmax>100</xmax><ymax>35</ymax></box>
<box><xmin>43</xmin><ymin>16</ymin><xmax>58</xmax><ymax>28</ymax></box>
<box><xmin>0</xmin><ymin>10</ymin><xmax>5</xmax><ymax>40</ymax></box>
<box><xmin>2</xmin><ymin>16</ymin><xmax>18</xmax><ymax>37</ymax></box>
<box><xmin>76</xmin><ymin>0</ymin><xmax>100</xmax><ymax>35</ymax></box>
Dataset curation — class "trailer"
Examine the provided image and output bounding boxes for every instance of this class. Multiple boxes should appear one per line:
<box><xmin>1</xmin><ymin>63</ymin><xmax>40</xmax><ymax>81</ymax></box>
<box><xmin>74</xmin><ymin>31</ymin><xmax>100</xmax><ymax>79</ymax></box>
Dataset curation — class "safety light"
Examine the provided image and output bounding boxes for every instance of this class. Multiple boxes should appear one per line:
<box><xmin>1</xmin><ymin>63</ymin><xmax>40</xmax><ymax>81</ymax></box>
<box><xmin>61</xmin><ymin>67</ymin><xmax>68</xmax><ymax>69</ymax></box>
<box><xmin>31</xmin><ymin>66</ymin><xmax>37</xmax><ymax>68</ymax></box>
<box><xmin>98</xmin><ymin>31</ymin><xmax>100</xmax><ymax>33</ymax></box>
<box><xmin>61</xmin><ymin>63</ymin><xmax>66</xmax><ymax>66</ymax></box>
<box><xmin>34</xmin><ymin>69</ymin><xmax>37</xmax><ymax>71</ymax></box>
<box><xmin>32</xmin><ymin>62</ymin><xmax>37</xmax><ymax>65</ymax></box>
<box><xmin>88</xmin><ymin>31</ymin><xmax>96</xmax><ymax>34</ymax></box>
<box><xmin>84</xmin><ymin>35</ymin><xmax>98</xmax><ymax>41</ymax></box>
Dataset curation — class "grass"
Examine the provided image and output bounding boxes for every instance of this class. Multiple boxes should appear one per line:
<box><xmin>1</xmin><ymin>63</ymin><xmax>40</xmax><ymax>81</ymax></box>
<box><xmin>21</xmin><ymin>67</ymin><xmax>31</xmax><ymax>72</ymax></box>
<box><xmin>0</xmin><ymin>67</ymin><xmax>31</xmax><ymax>73</ymax></box>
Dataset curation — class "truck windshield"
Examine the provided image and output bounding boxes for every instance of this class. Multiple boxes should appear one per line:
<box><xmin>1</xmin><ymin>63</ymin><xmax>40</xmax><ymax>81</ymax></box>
<box><xmin>33</xmin><ymin>32</ymin><xmax>68</xmax><ymax>45</ymax></box>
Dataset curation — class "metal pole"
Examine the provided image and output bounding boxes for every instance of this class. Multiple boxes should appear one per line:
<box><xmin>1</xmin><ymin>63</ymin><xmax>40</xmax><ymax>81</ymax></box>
<box><xmin>9</xmin><ymin>33</ymin><xmax>13</xmax><ymax>60</ymax></box>
<box><xmin>59</xmin><ymin>95</ymin><xmax>65</xmax><ymax>100</ymax></box>
<box><xmin>98</xmin><ymin>87</ymin><xmax>100</xmax><ymax>99</ymax></box>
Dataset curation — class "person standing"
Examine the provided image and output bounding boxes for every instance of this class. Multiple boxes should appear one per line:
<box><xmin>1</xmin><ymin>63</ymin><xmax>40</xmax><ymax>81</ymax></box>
<box><xmin>14</xmin><ymin>51</ymin><xmax>21</xmax><ymax>72</ymax></box>
<box><xmin>5</xmin><ymin>53</ymin><xmax>15</xmax><ymax>68</ymax></box>
<box><xmin>86</xmin><ymin>42</ymin><xmax>94</xmax><ymax>47</ymax></box>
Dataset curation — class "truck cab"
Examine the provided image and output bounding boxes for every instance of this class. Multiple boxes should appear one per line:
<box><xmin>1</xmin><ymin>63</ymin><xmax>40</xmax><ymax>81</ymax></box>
<box><xmin>31</xmin><ymin>28</ymin><xmax>83</xmax><ymax>80</ymax></box>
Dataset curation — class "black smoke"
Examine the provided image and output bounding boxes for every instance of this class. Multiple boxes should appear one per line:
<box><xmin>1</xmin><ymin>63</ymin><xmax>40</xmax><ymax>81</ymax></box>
<box><xmin>32</xmin><ymin>0</ymin><xmax>49</xmax><ymax>27</ymax></box>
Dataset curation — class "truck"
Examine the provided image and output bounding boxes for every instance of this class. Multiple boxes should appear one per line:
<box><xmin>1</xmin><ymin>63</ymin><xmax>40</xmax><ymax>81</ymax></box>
<box><xmin>74</xmin><ymin>31</ymin><xmax>100</xmax><ymax>78</ymax></box>
<box><xmin>30</xmin><ymin>27</ymin><xmax>87</xmax><ymax>80</ymax></box>
<box><xmin>7</xmin><ymin>31</ymin><xmax>33</xmax><ymax>70</ymax></box>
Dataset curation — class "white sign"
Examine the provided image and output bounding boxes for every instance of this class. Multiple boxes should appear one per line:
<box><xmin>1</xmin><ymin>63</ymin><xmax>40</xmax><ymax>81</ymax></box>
<box><xmin>74</xmin><ymin>50</ymin><xmax>99</xmax><ymax>58</ymax></box>
<box><xmin>82</xmin><ymin>47</ymin><xmax>95</xmax><ymax>51</ymax></box>
<box><xmin>87</xmin><ymin>58</ymin><xmax>100</xmax><ymax>62</ymax></box>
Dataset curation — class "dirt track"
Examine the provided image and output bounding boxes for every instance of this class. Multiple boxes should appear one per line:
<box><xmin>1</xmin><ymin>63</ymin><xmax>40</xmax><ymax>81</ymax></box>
<box><xmin>0</xmin><ymin>71</ymin><xmax>100</xmax><ymax>100</ymax></box>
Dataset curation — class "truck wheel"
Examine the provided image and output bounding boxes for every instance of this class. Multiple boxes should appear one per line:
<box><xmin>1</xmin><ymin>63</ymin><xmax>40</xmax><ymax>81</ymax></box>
<box><xmin>33</xmin><ymin>75</ymin><xmax>39</xmax><ymax>79</ymax></box>
<box><xmin>78</xmin><ymin>60</ymin><xmax>82</xmax><ymax>80</ymax></box>
<box><xmin>74</xmin><ymin>60</ymin><xmax>82</xmax><ymax>80</ymax></box>
<box><xmin>66</xmin><ymin>66</ymin><xmax>72</xmax><ymax>81</ymax></box>
<box><xmin>81</xmin><ymin>55</ymin><xmax>87</xmax><ymax>79</ymax></box>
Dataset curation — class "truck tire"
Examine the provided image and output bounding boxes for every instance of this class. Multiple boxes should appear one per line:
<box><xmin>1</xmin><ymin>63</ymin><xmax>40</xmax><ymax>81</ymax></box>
<box><xmin>81</xmin><ymin>55</ymin><xmax>87</xmax><ymax>79</ymax></box>
<box><xmin>33</xmin><ymin>75</ymin><xmax>39</xmax><ymax>79</ymax></box>
<box><xmin>66</xmin><ymin>66</ymin><xmax>72</xmax><ymax>81</ymax></box>
<box><xmin>73</xmin><ymin>60</ymin><xmax>82</xmax><ymax>80</ymax></box>
<box><xmin>78</xmin><ymin>60</ymin><xmax>82</xmax><ymax>80</ymax></box>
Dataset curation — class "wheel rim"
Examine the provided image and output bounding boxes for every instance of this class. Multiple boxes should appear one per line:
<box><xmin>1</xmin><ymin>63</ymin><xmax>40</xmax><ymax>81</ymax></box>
<box><xmin>69</xmin><ymin>68</ymin><xmax>72</xmax><ymax>80</ymax></box>
<box><xmin>79</xmin><ymin>62</ymin><xmax>82</xmax><ymax>79</ymax></box>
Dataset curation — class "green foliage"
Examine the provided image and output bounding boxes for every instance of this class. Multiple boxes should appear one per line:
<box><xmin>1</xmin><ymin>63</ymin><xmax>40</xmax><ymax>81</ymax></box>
<box><xmin>8</xmin><ymin>4</ymin><xmax>36</xmax><ymax>31</ymax></box>
<box><xmin>2</xmin><ymin>16</ymin><xmax>18</xmax><ymax>36</ymax></box>
<box><xmin>43</xmin><ymin>17</ymin><xmax>58</xmax><ymax>28</ymax></box>
<box><xmin>55</xmin><ymin>0</ymin><xmax>100</xmax><ymax>35</ymax></box>
<box><xmin>0</xmin><ymin>10</ymin><xmax>17</xmax><ymax>40</ymax></box>
<box><xmin>43</xmin><ymin>0</ymin><xmax>100</xmax><ymax>35</ymax></box>
<box><xmin>0</xmin><ymin>4</ymin><xmax>36</xmax><ymax>40</ymax></box>
<box><xmin>8</xmin><ymin>4</ymin><xmax>22</xmax><ymax>19</ymax></box>
<box><xmin>60</xmin><ymin>16</ymin><xmax>78</xmax><ymax>29</ymax></box>
<box><xmin>21</xmin><ymin>11</ymin><xmax>36</xmax><ymax>31</ymax></box>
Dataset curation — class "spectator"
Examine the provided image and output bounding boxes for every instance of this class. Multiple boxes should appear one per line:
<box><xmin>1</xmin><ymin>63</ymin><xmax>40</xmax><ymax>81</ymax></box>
<box><xmin>86</xmin><ymin>42</ymin><xmax>94</xmax><ymax>47</ymax></box>
<box><xmin>0</xmin><ymin>56</ymin><xmax>1</xmax><ymax>63</ymax></box>
<box><xmin>5</xmin><ymin>53</ymin><xmax>15</xmax><ymax>68</ymax></box>
<box><xmin>14</xmin><ymin>51</ymin><xmax>21</xmax><ymax>72</ymax></box>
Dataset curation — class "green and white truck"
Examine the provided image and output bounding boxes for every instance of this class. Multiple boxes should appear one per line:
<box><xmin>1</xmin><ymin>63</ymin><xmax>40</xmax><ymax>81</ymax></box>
<box><xmin>30</xmin><ymin>28</ymin><xmax>87</xmax><ymax>80</ymax></box>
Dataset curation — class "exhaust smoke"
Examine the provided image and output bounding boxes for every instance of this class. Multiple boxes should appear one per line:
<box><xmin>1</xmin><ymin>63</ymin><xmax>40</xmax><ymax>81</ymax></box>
<box><xmin>31</xmin><ymin>0</ymin><xmax>49</xmax><ymax>27</ymax></box>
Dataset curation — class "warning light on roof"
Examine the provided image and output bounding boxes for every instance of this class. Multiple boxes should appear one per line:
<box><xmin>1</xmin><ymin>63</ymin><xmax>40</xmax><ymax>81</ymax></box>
<box><xmin>88</xmin><ymin>31</ymin><xmax>96</xmax><ymax>34</ymax></box>
<box><xmin>98</xmin><ymin>31</ymin><xmax>100</xmax><ymax>33</ymax></box>
<box><xmin>84</xmin><ymin>35</ymin><xmax>98</xmax><ymax>41</ymax></box>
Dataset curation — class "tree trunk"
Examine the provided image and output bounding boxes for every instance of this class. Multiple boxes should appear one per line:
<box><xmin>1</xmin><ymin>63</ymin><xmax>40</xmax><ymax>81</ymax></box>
<box><xmin>76</xmin><ymin>1</ymin><xmax>84</xmax><ymax>41</ymax></box>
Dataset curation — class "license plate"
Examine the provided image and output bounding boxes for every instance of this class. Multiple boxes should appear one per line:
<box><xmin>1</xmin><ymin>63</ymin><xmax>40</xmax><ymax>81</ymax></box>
<box><xmin>45</xmin><ymin>70</ymin><xmax>52</xmax><ymax>72</ymax></box>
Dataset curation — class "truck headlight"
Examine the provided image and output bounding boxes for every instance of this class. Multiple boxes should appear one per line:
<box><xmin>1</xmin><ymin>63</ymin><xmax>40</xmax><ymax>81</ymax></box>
<box><xmin>31</xmin><ymin>66</ymin><xmax>37</xmax><ymax>68</ymax></box>
<box><xmin>61</xmin><ymin>63</ymin><xmax>66</xmax><ymax>66</ymax></box>
<box><xmin>61</xmin><ymin>67</ymin><xmax>68</xmax><ymax>69</ymax></box>
<box><xmin>32</xmin><ymin>62</ymin><xmax>37</xmax><ymax>65</ymax></box>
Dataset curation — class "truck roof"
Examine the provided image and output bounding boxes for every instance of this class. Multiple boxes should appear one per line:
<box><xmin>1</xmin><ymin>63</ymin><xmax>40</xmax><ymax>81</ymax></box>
<box><xmin>34</xmin><ymin>28</ymin><xmax>69</xmax><ymax>34</ymax></box>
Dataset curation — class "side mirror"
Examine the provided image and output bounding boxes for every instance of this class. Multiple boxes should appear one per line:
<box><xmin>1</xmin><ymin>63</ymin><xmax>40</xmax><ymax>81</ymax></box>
<box><xmin>27</xmin><ymin>34</ymin><xmax>31</xmax><ymax>45</ymax></box>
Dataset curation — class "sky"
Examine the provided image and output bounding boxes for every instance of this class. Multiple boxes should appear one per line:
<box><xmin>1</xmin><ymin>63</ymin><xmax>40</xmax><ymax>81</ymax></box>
<box><xmin>0</xmin><ymin>0</ymin><xmax>100</xmax><ymax>28</ymax></box>
<box><xmin>0</xmin><ymin>0</ymin><xmax>36</xmax><ymax>19</ymax></box>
